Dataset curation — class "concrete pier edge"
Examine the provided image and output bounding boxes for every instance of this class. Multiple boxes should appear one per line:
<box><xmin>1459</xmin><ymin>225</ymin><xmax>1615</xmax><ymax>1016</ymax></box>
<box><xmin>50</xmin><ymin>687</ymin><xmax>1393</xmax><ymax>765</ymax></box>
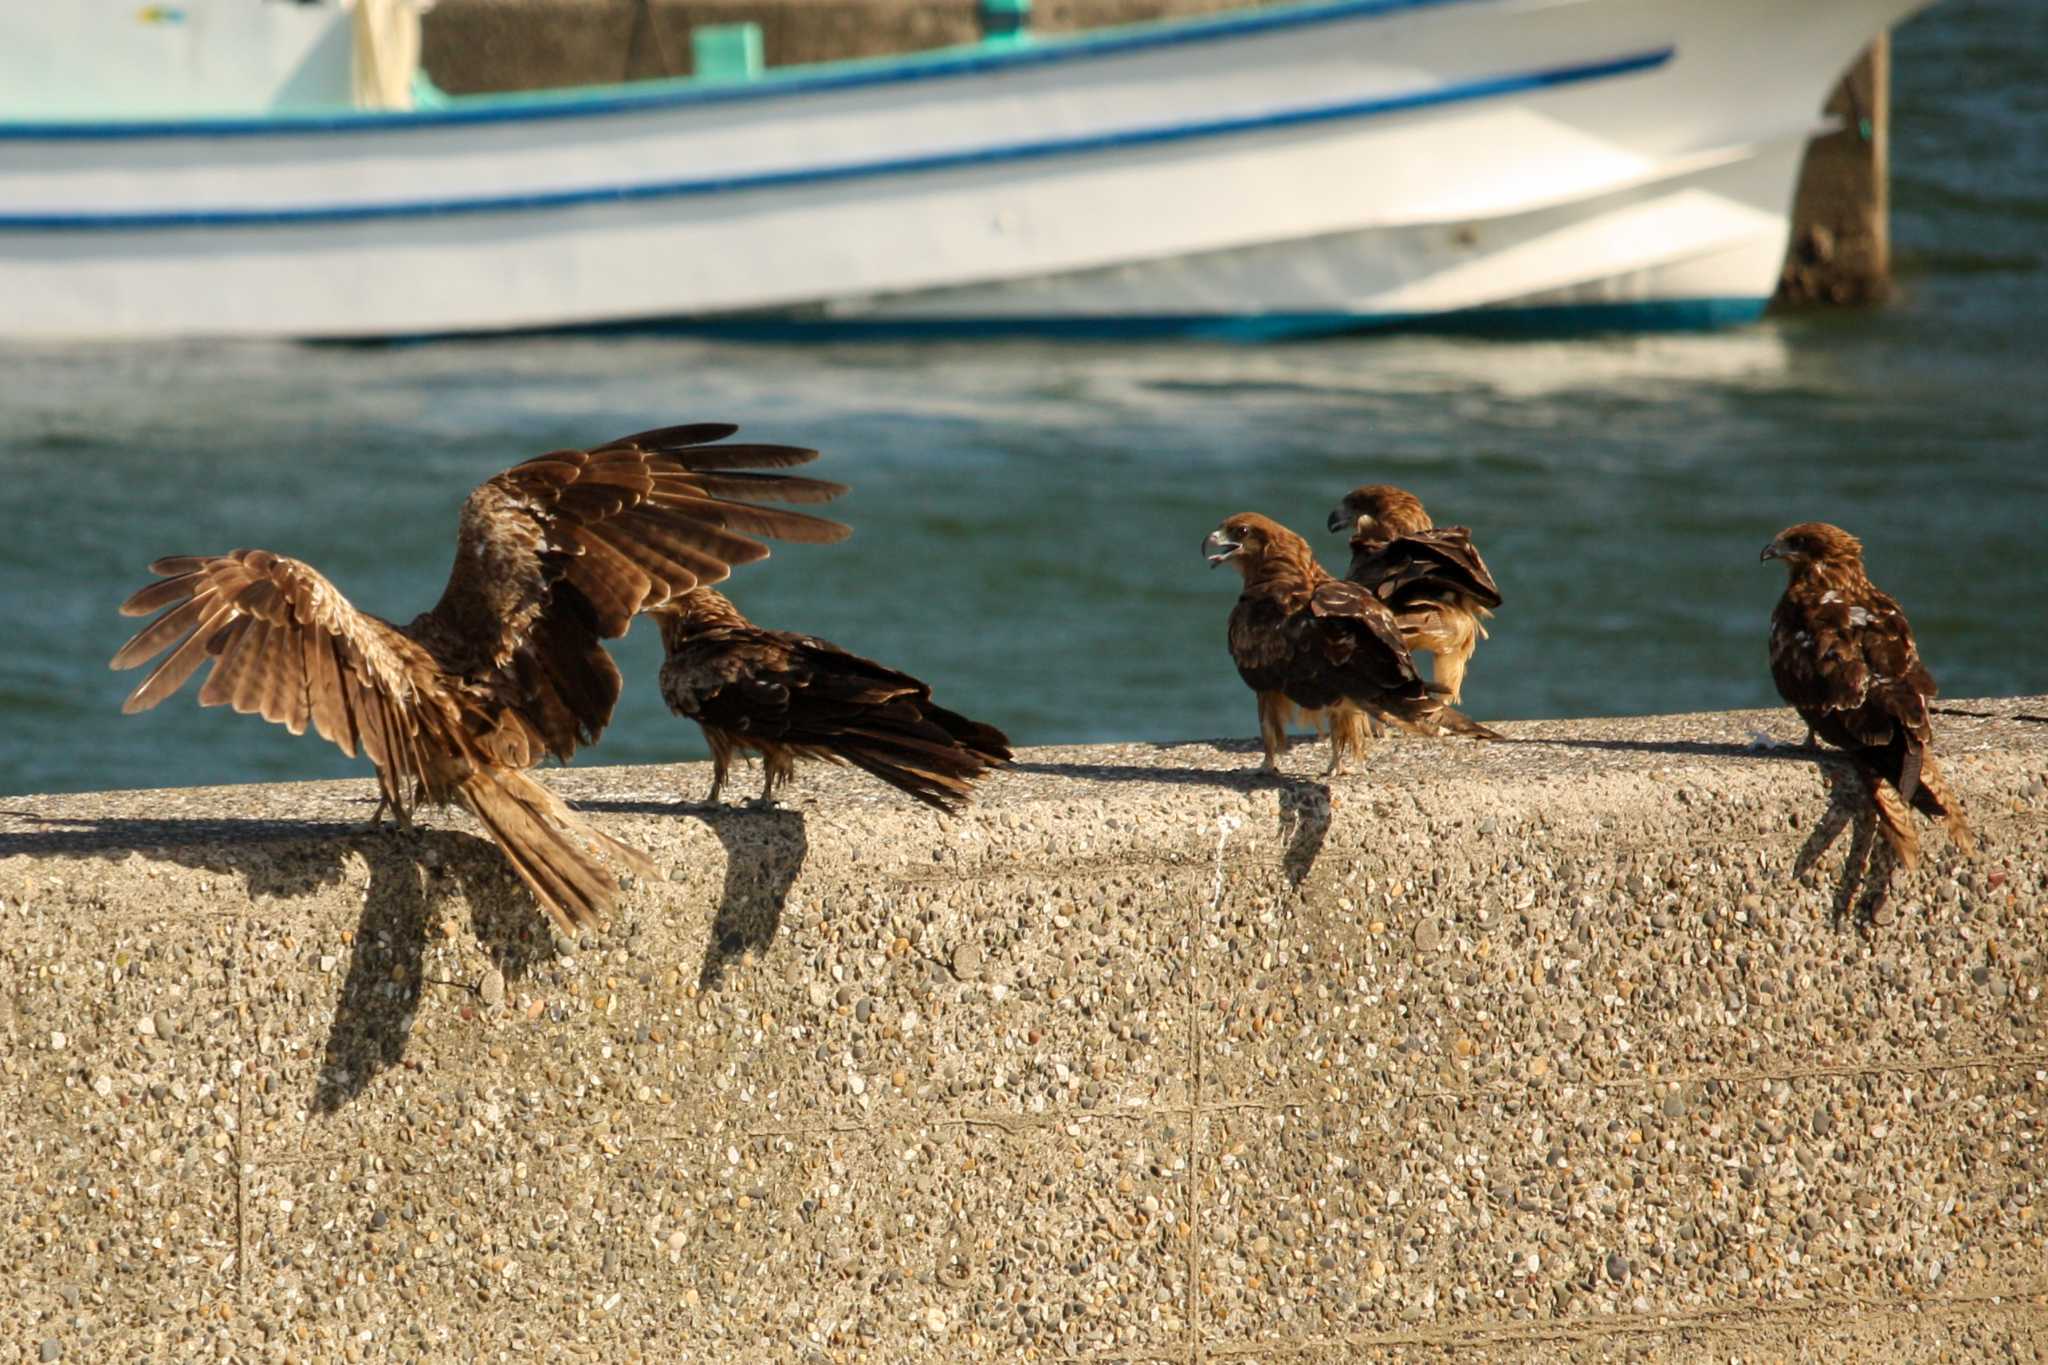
<box><xmin>4</xmin><ymin>698</ymin><xmax>2044</xmax><ymax>1359</ymax></box>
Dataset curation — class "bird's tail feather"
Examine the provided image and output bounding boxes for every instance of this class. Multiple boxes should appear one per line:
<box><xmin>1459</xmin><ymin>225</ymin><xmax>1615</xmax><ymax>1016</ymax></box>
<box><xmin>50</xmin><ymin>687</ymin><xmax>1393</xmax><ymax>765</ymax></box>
<box><xmin>921</xmin><ymin>703</ymin><xmax>1015</xmax><ymax>767</ymax></box>
<box><xmin>1867</xmin><ymin>776</ymin><xmax>1923</xmax><ymax>873</ymax></box>
<box><xmin>1431</xmin><ymin>704</ymin><xmax>1502</xmax><ymax>740</ymax></box>
<box><xmin>826</xmin><ymin>709</ymin><xmax>1009</xmax><ymax>814</ymax></box>
<box><xmin>459</xmin><ymin>766</ymin><xmax>653</xmax><ymax>937</ymax></box>
<box><xmin>1907</xmin><ymin>750</ymin><xmax>1975</xmax><ymax>858</ymax></box>
<box><xmin>1374</xmin><ymin>689</ymin><xmax>1501</xmax><ymax>741</ymax></box>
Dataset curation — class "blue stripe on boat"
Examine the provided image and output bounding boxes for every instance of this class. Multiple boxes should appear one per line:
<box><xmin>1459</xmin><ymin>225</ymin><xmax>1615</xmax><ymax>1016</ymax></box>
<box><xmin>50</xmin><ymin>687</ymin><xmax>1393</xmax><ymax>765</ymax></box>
<box><xmin>435</xmin><ymin>298</ymin><xmax>1769</xmax><ymax>345</ymax></box>
<box><xmin>3</xmin><ymin>0</ymin><xmax>1543</xmax><ymax>140</ymax></box>
<box><xmin>0</xmin><ymin>49</ymin><xmax>1672</xmax><ymax>232</ymax></box>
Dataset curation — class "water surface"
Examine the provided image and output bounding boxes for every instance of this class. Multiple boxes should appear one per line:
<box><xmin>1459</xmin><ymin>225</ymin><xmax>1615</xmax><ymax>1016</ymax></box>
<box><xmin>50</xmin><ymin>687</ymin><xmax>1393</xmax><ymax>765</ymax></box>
<box><xmin>0</xmin><ymin>0</ymin><xmax>2040</xmax><ymax>798</ymax></box>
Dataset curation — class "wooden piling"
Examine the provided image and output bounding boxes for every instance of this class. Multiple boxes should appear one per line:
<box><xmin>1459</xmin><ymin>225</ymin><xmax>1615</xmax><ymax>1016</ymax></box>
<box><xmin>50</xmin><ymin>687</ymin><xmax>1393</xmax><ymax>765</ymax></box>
<box><xmin>1777</xmin><ymin>36</ymin><xmax>1892</xmax><ymax>306</ymax></box>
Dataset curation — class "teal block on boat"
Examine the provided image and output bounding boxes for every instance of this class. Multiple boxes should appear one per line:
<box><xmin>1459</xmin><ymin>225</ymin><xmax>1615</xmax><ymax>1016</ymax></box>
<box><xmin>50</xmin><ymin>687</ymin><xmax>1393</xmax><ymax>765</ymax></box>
<box><xmin>691</xmin><ymin>23</ymin><xmax>764</xmax><ymax>82</ymax></box>
<box><xmin>981</xmin><ymin>0</ymin><xmax>1032</xmax><ymax>42</ymax></box>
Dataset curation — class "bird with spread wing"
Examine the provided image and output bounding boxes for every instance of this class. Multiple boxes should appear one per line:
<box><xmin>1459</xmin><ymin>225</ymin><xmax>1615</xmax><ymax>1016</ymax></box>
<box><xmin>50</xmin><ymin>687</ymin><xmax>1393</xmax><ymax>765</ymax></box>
<box><xmin>111</xmin><ymin>424</ymin><xmax>850</xmax><ymax>936</ymax></box>
<box><xmin>1762</xmin><ymin>521</ymin><xmax>1973</xmax><ymax>871</ymax></box>
<box><xmin>1204</xmin><ymin>513</ymin><xmax>1497</xmax><ymax>776</ymax></box>
<box><xmin>650</xmin><ymin>587</ymin><xmax>1011</xmax><ymax>813</ymax></box>
<box><xmin>1328</xmin><ymin>484</ymin><xmax>1501</xmax><ymax>705</ymax></box>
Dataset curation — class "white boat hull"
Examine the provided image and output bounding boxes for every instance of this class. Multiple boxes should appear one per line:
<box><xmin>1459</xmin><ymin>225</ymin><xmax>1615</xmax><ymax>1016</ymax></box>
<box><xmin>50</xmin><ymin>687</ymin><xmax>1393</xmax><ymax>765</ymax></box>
<box><xmin>0</xmin><ymin>0</ymin><xmax>1928</xmax><ymax>340</ymax></box>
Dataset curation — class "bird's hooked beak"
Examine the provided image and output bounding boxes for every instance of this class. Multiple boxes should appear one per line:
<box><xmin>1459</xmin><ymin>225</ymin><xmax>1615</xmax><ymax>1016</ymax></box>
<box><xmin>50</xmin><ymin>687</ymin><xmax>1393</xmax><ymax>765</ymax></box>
<box><xmin>1203</xmin><ymin>528</ymin><xmax>1242</xmax><ymax>568</ymax></box>
<box><xmin>1759</xmin><ymin>538</ymin><xmax>1788</xmax><ymax>563</ymax></box>
<box><xmin>1326</xmin><ymin>506</ymin><xmax>1355</xmax><ymax>535</ymax></box>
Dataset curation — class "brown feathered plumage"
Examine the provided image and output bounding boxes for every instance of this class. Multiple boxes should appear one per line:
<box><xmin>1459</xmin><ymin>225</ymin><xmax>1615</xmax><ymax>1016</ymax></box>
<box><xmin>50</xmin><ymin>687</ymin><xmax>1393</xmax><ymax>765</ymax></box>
<box><xmin>111</xmin><ymin>424</ymin><xmax>851</xmax><ymax>936</ymax></box>
<box><xmin>1204</xmin><ymin>513</ymin><xmax>1498</xmax><ymax>776</ymax></box>
<box><xmin>651</xmin><ymin>588</ymin><xmax>1011</xmax><ymax>813</ymax></box>
<box><xmin>1328</xmin><ymin>484</ymin><xmax>1501</xmax><ymax>704</ymax></box>
<box><xmin>1762</xmin><ymin>521</ymin><xmax>1972</xmax><ymax>870</ymax></box>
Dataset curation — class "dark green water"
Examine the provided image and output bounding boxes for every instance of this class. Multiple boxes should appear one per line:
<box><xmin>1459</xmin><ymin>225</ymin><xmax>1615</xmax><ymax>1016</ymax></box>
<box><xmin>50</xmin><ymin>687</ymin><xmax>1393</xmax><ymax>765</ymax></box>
<box><xmin>1</xmin><ymin>0</ymin><xmax>2042</xmax><ymax>798</ymax></box>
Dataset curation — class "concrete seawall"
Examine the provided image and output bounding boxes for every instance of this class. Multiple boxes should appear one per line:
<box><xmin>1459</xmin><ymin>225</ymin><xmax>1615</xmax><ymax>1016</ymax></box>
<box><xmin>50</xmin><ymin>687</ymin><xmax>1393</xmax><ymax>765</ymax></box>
<box><xmin>4</xmin><ymin>700</ymin><xmax>2044</xmax><ymax>1360</ymax></box>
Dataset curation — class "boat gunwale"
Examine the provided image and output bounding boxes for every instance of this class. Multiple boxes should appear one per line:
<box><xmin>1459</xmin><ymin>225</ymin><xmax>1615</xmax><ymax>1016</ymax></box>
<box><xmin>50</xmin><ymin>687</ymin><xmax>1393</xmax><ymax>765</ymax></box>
<box><xmin>0</xmin><ymin>48</ymin><xmax>1676</xmax><ymax>231</ymax></box>
<box><xmin>0</xmin><ymin>0</ymin><xmax>1530</xmax><ymax>139</ymax></box>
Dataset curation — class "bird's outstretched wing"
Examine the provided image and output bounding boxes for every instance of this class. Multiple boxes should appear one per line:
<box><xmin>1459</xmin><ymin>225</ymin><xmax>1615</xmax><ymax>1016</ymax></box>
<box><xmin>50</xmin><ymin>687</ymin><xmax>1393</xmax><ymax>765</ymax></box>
<box><xmin>111</xmin><ymin>550</ymin><xmax>461</xmax><ymax>810</ymax></box>
<box><xmin>420</xmin><ymin>423</ymin><xmax>854</xmax><ymax>762</ymax></box>
<box><xmin>112</xmin><ymin>550</ymin><xmax>655</xmax><ymax>932</ymax></box>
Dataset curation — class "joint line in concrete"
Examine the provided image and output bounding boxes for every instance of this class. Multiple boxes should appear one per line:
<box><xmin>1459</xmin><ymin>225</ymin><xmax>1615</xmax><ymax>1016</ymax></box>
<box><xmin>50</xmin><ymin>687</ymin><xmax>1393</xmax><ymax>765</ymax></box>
<box><xmin>1186</xmin><ymin>812</ymin><xmax>1240</xmax><ymax>1363</ymax></box>
<box><xmin>234</xmin><ymin>910</ymin><xmax>252</xmax><ymax>1300</ymax></box>
<box><xmin>1183</xmin><ymin>1278</ymin><xmax>2048</xmax><ymax>1357</ymax></box>
<box><xmin>1202</xmin><ymin>1049</ymin><xmax>2048</xmax><ymax>1122</ymax></box>
<box><xmin>1053</xmin><ymin>1279</ymin><xmax>2048</xmax><ymax>1362</ymax></box>
<box><xmin>740</xmin><ymin>1111</ymin><xmax>1155</xmax><ymax>1140</ymax></box>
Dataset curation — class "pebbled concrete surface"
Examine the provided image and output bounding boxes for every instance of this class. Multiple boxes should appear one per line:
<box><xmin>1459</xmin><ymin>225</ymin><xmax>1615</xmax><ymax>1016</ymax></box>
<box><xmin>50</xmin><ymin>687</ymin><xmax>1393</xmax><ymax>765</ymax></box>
<box><xmin>1</xmin><ymin>699</ymin><xmax>2044</xmax><ymax>1361</ymax></box>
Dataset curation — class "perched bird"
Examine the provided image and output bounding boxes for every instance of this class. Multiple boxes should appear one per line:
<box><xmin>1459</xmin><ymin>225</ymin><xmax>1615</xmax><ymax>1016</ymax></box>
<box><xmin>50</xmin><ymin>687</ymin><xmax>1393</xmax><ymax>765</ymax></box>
<box><xmin>111</xmin><ymin>424</ymin><xmax>850</xmax><ymax>936</ymax></box>
<box><xmin>650</xmin><ymin>587</ymin><xmax>1011</xmax><ymax>812</ymax></box>
<box><xmin>1762</xmin><ymin>521</ymin><xmax>1973</xmax><ymax>870</ymax></box>
<box><xmin>1204</xmin><ymin>513</ymin><xmax>1498</xmax><ymax>776</ymax></box>
<box><xmin>1327</xmin><ymin>484</ymin><xmax>1501</xmax><ymax>705</ymax></box>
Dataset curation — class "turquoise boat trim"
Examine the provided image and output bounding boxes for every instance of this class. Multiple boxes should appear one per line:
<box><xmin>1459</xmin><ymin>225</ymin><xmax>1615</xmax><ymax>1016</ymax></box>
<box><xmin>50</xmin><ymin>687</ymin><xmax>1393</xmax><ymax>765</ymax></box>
<box><xmin>0</xmin><ymin>49</ymin><xmax>1672</xmax><ymax>231</ymax></box>
<box><xmin>0</xmin><ymin>0</ymin><xmax>1538</xmax><ymax>139</ymax></box>
<box><xmin>343</xmin><ymin>298</ymin><xmax>1772</xmax><ymax>346</ymax></box>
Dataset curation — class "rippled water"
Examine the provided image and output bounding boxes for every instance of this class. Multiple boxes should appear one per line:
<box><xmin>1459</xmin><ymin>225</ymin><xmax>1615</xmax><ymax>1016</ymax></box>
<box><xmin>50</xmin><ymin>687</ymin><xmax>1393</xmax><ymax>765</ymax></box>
<box><xmin>1</xmin><ymin>0</ymin><xmax>2041</xmax><ymax>798</ymax></box>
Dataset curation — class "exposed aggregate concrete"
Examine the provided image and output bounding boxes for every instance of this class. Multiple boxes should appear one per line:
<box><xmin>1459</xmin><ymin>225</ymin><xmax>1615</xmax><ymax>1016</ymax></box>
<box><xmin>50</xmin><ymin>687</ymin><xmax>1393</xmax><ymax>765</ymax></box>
<box><xmin>1</xmin><ymin>700</ymin><xmax>2044</xmax><ymax>1360</ymax></box>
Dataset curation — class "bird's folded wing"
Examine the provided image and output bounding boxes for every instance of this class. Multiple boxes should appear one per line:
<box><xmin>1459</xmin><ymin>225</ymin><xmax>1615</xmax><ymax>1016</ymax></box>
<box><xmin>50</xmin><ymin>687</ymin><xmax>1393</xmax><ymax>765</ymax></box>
<box><xmin>683</xmin><ymin>633</ymin><xmax>856</xmax><ymax>740</ymax></box>
<box><xmin>685</xmin><ymin>631</ymin><xmax>1013</xmax><ymax>799</ymax></box>
<box><xmin>1352</xmin><ymin>529</ymin><xmax>1502</xmax><ymax>608</ymax></box>
<box><xmin>785</xmin><ymin>638</ymin><xmax>1012</xmax><ymax>760</ymax></box>
<box><xmin>1307</xmin><ymin>578</ymin><xmax>1414</xmax><ymax>665</ymax></box>
<box><xmin>1226</xmin><ymin>595</ymin><xmax>1296</xmax><ymax>681</ymax></box>
<box><xmin>1397</xmin><ymin>528</ymin><xmax>1503</xmax><ymax>607</ymax></box>
<box><xmin>1772</xmin><ymin>588</ymin><xmax>1932</xmax><ymax>749</ymax></box>
<box><xmin>111</xmin><ymin>550</ymin><xmax>445</xmax><ymax>790</ymax></box>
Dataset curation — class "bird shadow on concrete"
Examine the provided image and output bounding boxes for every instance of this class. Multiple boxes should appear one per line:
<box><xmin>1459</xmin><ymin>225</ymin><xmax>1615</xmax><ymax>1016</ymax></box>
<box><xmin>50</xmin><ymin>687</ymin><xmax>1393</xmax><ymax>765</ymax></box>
<box><xmin>1018</xmin><ymin>736</ymin><xmax>1332</xmax><ymax>792</ymax></box>
<box><xmin>1504</xmin><ymin>736</ymin><xmax>1839</xmax><ymax>764</ymax></box>
<box><xmin>1010</xmin><ymin>759</ymin><xmax>1252</xmax><ymax>791</ymax></box>
<box><xmin>1932</xmin><ymin>706</ymin><xmax>2045</xmax><ymax>724</ymax></box>
<box><xmin>1788</xmin><ymin>765</ymin><xmax>1898</xmax><ymax>928</ymax></box>
<box><xmin>574</xmin><ymin>797</ymin><xmax>811</xmax><ymax>991</ymax></box>
<box><xmin>1010</xmin><ymin>754</ymin><xmax>1332</xmax><ymax>885</ymax></box>
<box><xmin>312</xmin><ymin>828</ymin><xmax>567</xmax><ymax>1116</ymax></box>
<box><xmin>696</xmin><ymin>808</ymin><xmax>808</xmax><ymax>991</ymax></box>
<box><xmin>0</xmin><ymin>809</ymin><xmax>561</xmax><ymax>1115</ymax></box>
<box><xmin>312</xmin><ymin>847</ymin><xmax>436</xmax><ymax>1116</ymax></box>
<box><xmin>1276</xmin><ymin>783</ymin><xmax>1334</xmax><ymax>889</ymax></box>
<box><xmin>1503</xmin><ymin>739</ymin><xmax>1903</xmax><ymax>925</ymax></box>
<box><xmin>0</xmin><ymin>812</ymin><xmax>367</xmax><ymax>891</ymax></box>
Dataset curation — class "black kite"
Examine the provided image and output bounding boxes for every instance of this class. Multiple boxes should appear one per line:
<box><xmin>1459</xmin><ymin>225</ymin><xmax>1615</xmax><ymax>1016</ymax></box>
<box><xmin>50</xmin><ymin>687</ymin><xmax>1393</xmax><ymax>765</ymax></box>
<box><xmin>111</xmin><ymin>424</ymin><xmax>849</xmax><ymax>935</ymax></box>
<box><xmin>652</xmin><ymin>587</ymin><xmax>1011</xmax><ymax>813</ymax></box>
<box><xmin>1762</xmin><ymin>521</ymin><xmax>1972</xmax><ymax>870</ymax></box>
<box><xmin>1205</xmin><ymin>513</ymin><xmax>1497</xmax><ymax>776</ymax></box>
